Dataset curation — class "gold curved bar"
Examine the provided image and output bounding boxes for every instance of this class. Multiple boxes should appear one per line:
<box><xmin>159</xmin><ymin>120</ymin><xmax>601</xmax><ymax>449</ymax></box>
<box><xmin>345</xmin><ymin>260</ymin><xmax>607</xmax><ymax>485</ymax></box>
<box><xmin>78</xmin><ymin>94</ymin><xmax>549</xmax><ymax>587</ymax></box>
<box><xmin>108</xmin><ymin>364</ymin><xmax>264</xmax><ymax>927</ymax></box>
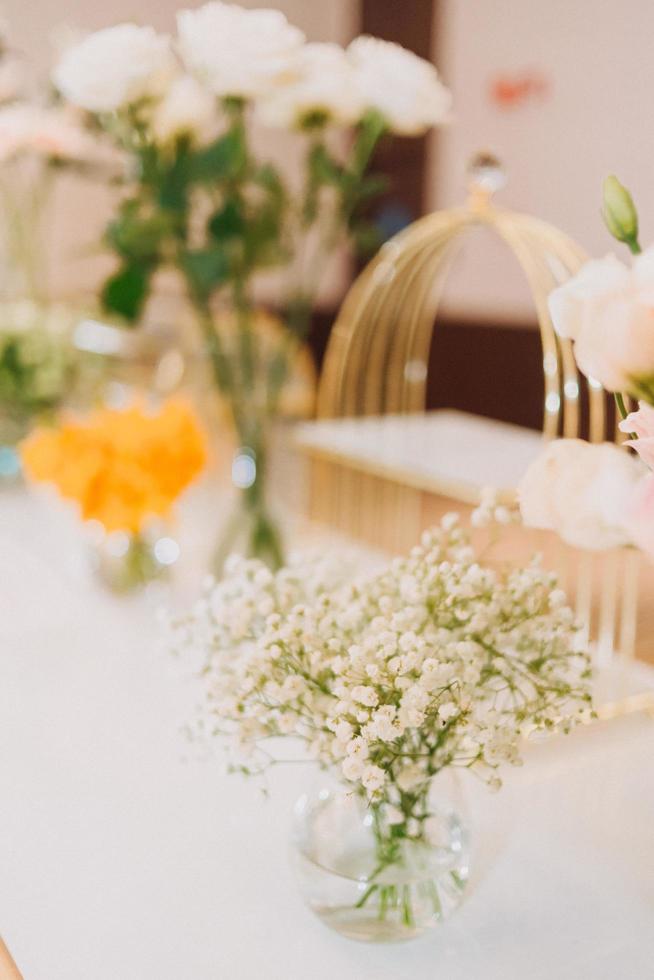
<box><xmin>313</xmin><ymin>188</ymin><xmax>646</xmax><ymax>672</ymax></box>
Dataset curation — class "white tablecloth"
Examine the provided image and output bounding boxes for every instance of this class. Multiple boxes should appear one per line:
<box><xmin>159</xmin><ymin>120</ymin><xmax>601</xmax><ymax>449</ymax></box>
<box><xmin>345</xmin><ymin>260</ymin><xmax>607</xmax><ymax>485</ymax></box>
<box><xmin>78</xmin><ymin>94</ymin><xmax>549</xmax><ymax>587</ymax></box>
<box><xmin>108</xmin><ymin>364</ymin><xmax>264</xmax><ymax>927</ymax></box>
<box><xmin>1</xmin><ymin>487</ymin><xmax>653</xmax><ymax>980</ymax></box>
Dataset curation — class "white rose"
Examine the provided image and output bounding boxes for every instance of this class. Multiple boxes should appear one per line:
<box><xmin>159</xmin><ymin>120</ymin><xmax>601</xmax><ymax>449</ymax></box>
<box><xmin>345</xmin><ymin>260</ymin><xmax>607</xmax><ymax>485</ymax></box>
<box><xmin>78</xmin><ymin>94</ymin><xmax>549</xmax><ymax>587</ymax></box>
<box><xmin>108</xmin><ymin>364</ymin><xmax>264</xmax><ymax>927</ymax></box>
<box><xmin>177</xmin><ymin>1</ymin><xmax>304</xmax><ymax>99</ymax></box>
<box><xmin>548</xmin><ymin>249</ymin><xmax>654</xmax><ymax>394</ymax></box>
<box><xmin>0</xmin><ymin>103</ymin><xmax>98</xmax><ymax>163</ymax></box>
<box><xmin>150</xmin><ymin>74</ymin><xmax>216</xmax><ymax>145</ymax></box>
<box><xmin>53</xmin><ymin>24</ymin><xmax>175</xmax><ymax>113</ymax></box>
<box><xmin>518</xmin><ymin>439</ymin><xmax>645</xmax><ymax>550</ymax></box>
<box><xmin>257</xmin><ymin>43</ymin><xmax>364</xmax><ymax>129</ymax></box>
<box><xmin>347</xmin><ymin>35</ymin><xmax>451</xmax><ymax>135</ymax></box>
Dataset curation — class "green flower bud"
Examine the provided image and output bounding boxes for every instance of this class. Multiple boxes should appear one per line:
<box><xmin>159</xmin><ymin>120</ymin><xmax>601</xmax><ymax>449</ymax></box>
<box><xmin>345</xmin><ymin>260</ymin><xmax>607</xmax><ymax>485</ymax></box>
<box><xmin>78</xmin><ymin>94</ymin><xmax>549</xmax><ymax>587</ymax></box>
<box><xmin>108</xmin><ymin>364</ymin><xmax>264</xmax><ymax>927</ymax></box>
<box><xmin>602</xmin><ymin>175</ymin><xmax>640</xmax><ymax>252</ymax></box>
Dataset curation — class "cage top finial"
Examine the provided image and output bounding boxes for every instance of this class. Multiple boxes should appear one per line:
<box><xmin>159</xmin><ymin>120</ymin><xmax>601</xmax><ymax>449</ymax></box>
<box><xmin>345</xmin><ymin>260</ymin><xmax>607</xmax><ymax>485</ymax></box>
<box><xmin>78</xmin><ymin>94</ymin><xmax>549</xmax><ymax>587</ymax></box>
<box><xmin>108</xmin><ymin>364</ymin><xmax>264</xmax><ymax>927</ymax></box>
<box><xmin>466</xmin><ymin>151</ymin><xmax>506</xmax><ymax>211</ymax></box>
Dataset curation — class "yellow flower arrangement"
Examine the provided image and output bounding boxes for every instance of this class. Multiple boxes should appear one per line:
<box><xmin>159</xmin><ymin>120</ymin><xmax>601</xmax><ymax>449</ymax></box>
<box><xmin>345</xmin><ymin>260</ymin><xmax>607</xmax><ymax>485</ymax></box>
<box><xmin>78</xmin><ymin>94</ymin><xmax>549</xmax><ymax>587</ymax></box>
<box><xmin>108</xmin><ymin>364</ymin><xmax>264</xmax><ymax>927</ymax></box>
<box><xmin>21</xmin><ymin>399</ymin><xmax>207</xmax><ymax>533</ymax></box>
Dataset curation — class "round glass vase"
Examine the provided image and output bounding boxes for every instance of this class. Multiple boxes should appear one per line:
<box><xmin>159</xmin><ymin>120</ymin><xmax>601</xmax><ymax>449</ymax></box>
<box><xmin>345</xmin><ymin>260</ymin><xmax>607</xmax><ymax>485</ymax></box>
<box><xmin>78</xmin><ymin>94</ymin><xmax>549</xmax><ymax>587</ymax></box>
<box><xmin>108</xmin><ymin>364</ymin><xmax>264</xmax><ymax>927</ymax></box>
<box><xmin>291</xmin><ymin>776</ymin><xmax>469</xmax><ymax>943</ymax></box>
<box><xmin>89</xmin><ymin>525</ymin><xmax>180</xmax><ymax>594</ymax></box>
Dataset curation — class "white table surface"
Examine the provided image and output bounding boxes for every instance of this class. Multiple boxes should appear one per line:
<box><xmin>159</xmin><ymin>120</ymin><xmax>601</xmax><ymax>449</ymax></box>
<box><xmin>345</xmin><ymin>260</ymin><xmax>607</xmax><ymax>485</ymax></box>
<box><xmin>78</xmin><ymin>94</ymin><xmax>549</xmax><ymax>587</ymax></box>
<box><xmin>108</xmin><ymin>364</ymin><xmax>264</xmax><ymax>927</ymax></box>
<box><xmin>1</xmin><ymin>485</ymin><xmax>654</xmax><ymax>980</ymax></box>
<box><xmin>295</xmin><ymin>410</ymin><xmax>547</xmax><ymax>500</ymax></box>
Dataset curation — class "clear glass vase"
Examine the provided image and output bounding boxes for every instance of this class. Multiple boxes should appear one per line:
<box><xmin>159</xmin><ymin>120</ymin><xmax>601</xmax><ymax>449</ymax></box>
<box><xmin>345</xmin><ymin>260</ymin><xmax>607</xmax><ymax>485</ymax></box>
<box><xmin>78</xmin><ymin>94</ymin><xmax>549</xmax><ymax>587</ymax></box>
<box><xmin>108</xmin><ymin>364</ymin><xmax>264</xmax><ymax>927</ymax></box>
<box><xmin>212</xmin><ymin>445</ymin><xmax>284</xmax><ymax>574</ymax></box>
<box><xmin>0</xmin><ymin>413</ymin><xmax>27</xmax><ymax>485</ymax></box>
<box><xmin>89</xmin><ymin>525</ymin><xmax>180</xmax><ymax>594</ymax></box>
<box><xmin>291</xmin><ymin>777</ymin><xmax>469</xmax><ymax>943</ymax></box>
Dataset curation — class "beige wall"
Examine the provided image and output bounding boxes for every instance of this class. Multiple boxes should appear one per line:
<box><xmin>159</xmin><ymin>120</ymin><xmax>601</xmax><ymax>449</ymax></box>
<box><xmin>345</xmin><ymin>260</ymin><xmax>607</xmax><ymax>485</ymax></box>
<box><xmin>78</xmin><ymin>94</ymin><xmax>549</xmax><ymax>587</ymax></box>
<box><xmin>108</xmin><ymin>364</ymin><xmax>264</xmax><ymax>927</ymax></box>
<box><xmin>431</xmin><ymin>0</ymin><xmax>654</xmax><ymax>323</ymax></box>
<box><xmin>3</xmin><ymin>1</ymin><xmax>359</xmax><ymax>304</ymax></box>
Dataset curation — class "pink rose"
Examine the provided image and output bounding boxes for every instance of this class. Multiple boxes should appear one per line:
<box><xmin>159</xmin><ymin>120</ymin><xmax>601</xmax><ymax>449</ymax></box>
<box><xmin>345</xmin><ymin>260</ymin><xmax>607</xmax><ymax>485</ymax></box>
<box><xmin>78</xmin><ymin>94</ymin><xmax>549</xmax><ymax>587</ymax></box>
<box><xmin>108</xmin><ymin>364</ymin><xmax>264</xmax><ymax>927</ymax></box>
<box><xmin>619</xmin><ymin>401</ymin><xmax>654</xmax><ymax>471</ymax></box>
<box><xmin>626</xmin><ymin>473</ymin><xmax>654</xmax><ymax>560</ymax></box>
<box><xmin>548</xmin><ymin>249</ymin><xmax>654</xmax><ymax>395</ymax></box>
<box><xmin>518</xmin><ymin>438</ymin><xmax>644</xmax><ymax>551</ymax></box>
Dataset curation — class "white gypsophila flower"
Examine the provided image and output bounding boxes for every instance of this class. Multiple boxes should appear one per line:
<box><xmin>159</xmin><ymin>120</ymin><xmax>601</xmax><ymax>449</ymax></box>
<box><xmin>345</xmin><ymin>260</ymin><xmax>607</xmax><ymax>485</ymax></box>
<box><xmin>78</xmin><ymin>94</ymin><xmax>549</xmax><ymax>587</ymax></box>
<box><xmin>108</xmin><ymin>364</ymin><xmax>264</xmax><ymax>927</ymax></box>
<box><xmin>53</xmin><ymin>24</ymin><xmax>175</xmax><ymax>113</ymax></box>
<box><xmin>177</xmin><ymin>1</ymin><xmax>304</xmax><ymax>100</ymax></box>
<box><xmin>256</xmin><ymin>42</ymin><xmax>364</xmax><ymax>129</ymax></box>
<box><xmin>342</xmin><ymin>755</ymin><xmax>365</xmax><ymax>782</ymax></box>
<box><xmin>149</xmin><ymin>74</ymin><xmax>217</xmax><ymax>145</ymax></box>
<box><xmin>361</xmin><ymin>764</ymin><xmax>386</xmax><ymax>794</ymax></box>
<box><xmin>347</xmin><ymin>35</ymin><xmax>451</xmax><ymax>135</ymax></box>
<box><xmin>0</xmin><ymin>103</ymin><xmax>99</xmax><ymax>163</ymax></box>
<box><xmin>518</xmin><ymin>438</ymin><xmax>645</xmax><ymax>551</ymax></box>
<box><xmin>174</xmin><ymin>515</ymin><xmax>591</xmax><ymax>817</ymax></box>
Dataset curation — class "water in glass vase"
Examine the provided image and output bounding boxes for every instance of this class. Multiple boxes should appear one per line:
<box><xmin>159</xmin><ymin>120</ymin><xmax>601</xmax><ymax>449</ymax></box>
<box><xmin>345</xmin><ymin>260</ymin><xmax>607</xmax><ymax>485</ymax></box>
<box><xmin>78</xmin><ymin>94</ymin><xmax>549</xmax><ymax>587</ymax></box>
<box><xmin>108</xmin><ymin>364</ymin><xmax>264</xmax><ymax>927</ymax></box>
<box><xmin>213</xmin><ymin>445</ymin><xmax>284</xmax><ymax>574</ymax></box>
<box><xmin>291</xmin><ymin>779</ymin><xmax>469</xmax><ymax>943</ymax></box>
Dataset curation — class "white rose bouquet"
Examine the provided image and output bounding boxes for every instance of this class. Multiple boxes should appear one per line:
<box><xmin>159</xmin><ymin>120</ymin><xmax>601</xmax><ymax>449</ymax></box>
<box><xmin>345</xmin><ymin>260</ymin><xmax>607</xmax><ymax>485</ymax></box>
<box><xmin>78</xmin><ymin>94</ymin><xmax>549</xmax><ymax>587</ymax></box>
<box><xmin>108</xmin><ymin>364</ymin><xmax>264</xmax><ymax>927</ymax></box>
<box><xmin>171</xmin><ymin>515</ymin><xmax>591</xmax><ymax>928</ymax></box>
<box><xmin>520</xmin><ymin>177</ymin><xmax>654</xmax><ymax>561</ymax></box>
<box><xmin>52</xmin><ymin>2</ymin><xmax>452</xmax><ymax>570</ymax></box>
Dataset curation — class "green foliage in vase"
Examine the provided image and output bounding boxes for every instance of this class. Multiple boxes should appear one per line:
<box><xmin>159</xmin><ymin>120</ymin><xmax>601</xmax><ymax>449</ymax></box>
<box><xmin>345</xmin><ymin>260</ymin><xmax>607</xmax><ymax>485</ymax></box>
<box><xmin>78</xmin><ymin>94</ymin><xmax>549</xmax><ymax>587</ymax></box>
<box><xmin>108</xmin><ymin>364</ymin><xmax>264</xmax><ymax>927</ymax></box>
<box><xmin>0</xmin><ymin>302</ymin><xmax>76</xmax><ymax>422</ymax></box>
<box><xmin>52</xmin><ymin>7</ymin><xmax>453</xmax><ymax>565</ymax></box>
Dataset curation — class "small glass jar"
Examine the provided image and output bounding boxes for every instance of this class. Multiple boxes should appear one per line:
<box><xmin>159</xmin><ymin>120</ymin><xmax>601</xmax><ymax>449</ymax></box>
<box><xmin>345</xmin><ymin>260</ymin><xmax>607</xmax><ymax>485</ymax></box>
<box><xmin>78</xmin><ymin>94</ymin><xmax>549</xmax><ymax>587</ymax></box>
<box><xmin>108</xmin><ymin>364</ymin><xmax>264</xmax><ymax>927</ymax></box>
<box><xmin>0</xmin><ymin>412</ymin><xmax>30</xmax><ymax>486</ymax></box>
<box><xmin>291</xmin><ymin>776</ymin><xmax>469</xmax><ymax>943</ymax></box>
<box><xmin>89</xmin><ymin>524</ymin><xmax>180</xmax><ymax>594</ymax></box>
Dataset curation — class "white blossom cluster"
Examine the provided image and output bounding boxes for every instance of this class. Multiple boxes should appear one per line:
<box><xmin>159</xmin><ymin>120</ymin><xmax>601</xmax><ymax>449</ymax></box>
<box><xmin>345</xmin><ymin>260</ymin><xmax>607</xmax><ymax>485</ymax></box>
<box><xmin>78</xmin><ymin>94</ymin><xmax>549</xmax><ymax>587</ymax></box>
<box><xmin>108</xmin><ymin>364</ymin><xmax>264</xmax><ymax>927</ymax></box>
<box><xmin>53</xmin><ymin>3</ymin><xmax>451</xmax><ymax>140</ymax></box>
<box><xmin>471</xmin><ymin>486</ymin><xmax>522</xmax><ymax>529</ymax></box>
<box><xmin>172</xmin><ymin>516</ymin><xmax>592</xmax><ymax>831</ymax></box>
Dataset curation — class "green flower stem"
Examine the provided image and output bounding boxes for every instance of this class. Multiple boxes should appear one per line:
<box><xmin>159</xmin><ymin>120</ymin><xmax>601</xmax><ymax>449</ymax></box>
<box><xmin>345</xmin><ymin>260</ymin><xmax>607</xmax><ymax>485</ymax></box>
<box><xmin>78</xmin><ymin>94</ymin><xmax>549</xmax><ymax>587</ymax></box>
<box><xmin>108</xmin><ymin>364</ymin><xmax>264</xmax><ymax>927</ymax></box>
<box><xmin>353</xmin><ymin>789</ymin><xmax>433</xmax><ymax>930</ymax></box>
<box><xmin>615</xmin><ymin>391</ymin><xmax>630</xmax><ymax>421</ymax></box>
<box><xmin>355</xmin><ymin>881</ymin><xmax>379</xmax><ymax>910</ymax></box>
<box><xmin>266</xmin><ymin>116</ymin><xmax>387</xmax><ymax>419</ymax></box>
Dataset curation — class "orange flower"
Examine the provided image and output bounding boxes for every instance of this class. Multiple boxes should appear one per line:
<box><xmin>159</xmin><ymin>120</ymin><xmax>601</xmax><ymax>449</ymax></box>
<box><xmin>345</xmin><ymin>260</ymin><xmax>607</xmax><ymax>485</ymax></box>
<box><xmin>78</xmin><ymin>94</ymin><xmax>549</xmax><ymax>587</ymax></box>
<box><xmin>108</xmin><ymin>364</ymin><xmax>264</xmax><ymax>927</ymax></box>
<box><xmin>21</xmin><ymin>399</ymin><xmax>207</xmax><ymax>533</ymax></box>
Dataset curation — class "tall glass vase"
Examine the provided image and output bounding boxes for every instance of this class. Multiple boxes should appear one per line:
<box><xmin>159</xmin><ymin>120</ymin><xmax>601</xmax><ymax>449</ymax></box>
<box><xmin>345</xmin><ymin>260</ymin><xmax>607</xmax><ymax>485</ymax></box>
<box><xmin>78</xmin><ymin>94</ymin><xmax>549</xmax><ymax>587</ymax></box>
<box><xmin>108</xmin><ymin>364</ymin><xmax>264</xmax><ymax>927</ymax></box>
<box><xmin>195</xmin><ymin>303</ymin><xmax>299</xmax><ymax>575</ymax></box>
<box><xmin>213</xmin><ymin>439</ymin><xmax>284</xmax><ymax>574</ymax></box>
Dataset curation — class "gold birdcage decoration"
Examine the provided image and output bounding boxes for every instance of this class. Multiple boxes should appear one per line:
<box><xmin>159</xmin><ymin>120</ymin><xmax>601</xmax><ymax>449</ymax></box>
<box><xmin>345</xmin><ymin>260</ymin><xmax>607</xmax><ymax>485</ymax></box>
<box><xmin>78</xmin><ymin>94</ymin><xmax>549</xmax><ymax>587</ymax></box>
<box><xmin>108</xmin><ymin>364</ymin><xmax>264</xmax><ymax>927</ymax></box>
<box><xmin>296</xmin><ymin>155</ymin><xmax>654</xmax><ymax>717</ymax></box>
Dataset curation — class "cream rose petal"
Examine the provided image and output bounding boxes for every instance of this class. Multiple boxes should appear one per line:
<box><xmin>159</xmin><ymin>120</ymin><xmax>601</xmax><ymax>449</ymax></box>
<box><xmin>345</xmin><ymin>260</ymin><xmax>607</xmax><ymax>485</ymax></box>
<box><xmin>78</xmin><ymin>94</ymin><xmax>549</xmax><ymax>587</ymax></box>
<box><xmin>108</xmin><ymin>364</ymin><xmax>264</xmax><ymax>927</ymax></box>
<box><xmin>347</xmin><ymin>35</ymin><xmax>451</xmax><ymax>135</ymax></box>
<box><xmin>53</xmin><ymin>24</ymin><xmax>175</xmax><ymax>113</ymax></box>
<box><xmin>177</xmin><ymin>2</ymin><xmax>305</xmax><ymax>99</ymax></box>
<box><xmin>548</xmin><ymin>254</ymin><xmax>629</xmax><ymax>343</ymax></box>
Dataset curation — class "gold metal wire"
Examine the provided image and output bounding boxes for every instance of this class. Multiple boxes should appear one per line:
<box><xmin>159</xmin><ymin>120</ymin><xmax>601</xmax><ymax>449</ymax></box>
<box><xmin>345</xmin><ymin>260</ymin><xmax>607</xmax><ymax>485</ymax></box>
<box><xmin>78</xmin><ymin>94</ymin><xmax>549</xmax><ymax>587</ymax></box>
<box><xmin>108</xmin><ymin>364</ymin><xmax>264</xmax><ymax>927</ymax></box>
<box><xmin>311</xmin><ymin>184</ymin><xmax>648</xmax><ymax>672</ymax></box>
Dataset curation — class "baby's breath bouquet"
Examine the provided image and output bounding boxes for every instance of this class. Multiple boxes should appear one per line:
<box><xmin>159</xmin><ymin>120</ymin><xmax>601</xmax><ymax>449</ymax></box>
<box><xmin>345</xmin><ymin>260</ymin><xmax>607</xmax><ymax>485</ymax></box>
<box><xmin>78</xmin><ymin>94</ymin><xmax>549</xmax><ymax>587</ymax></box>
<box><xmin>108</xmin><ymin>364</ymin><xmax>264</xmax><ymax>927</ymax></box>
<box><xmin>172</xmin><ymin>514</ymin><xmax>592</xmax><ymax>940</ymax></box>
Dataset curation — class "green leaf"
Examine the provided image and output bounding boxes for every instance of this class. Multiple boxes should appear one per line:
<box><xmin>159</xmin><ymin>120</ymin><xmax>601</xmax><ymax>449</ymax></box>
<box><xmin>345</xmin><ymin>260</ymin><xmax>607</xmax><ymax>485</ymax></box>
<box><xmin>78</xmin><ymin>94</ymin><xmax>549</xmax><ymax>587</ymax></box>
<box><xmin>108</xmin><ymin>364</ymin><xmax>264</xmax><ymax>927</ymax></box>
<box><xmin>190</xmin><ymin>129</ymin><xmax>247</xmax><ymax>183</ymax></box>
<box><xmin>308</xmin><ymin>144</ymin><xmax>343</xmax><ymax>186</ymax></box>
<box><xmin>106</xmin><ymin>203</ymin><xmax>171</xmax><ymax>263</ymax></box>
<box><xmin>182</xmin><ymin>247</ymin><xmax>230</xmax><ymax>301</ymax></box>
<box><xmin>102</xmin><ymin>264</ymin><xmax>152</xmax><ymax>322</ymax></box>
<box><xmin>243</xmin><ymin>202</ymin><xmax>285</xmax><ymax>269</ymax></box>
<box><xmin>350</xmin><ymin>220</ymin><xmax>384</xmax><ymax>258</ymax></box>
<box><xmin>208</xmin><ymin>198</ymin><xmax>245</xmax><ymax>240</ymax></box>
<box><xmin>356</xmin><ymin>173</ymin><xmax>389</xmax><ymax>203</ymax></box>
<box><xmin>158</xmin><ymin>144</ymin><xmax>192</xmax><ymax>212</ymax></box>
<box><xmin>136</xmin><ymin>144</ymin><xmax>161</xmax><ymax>186</ymax></box>
<box><xmin>253</xmin><ymin>164</ymin><xmax>286</xmax><ymax>204</ymax></box>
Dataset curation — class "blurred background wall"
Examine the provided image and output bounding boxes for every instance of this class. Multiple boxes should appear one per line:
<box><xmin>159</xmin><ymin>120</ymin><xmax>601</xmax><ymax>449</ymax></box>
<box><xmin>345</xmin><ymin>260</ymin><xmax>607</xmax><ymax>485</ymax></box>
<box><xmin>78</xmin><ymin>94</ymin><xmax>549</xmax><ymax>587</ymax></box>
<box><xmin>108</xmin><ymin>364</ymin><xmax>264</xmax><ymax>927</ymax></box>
<box><xmin>432</xmin><ymin>0</ymin><xmax>654</xmax><ymax>323</ymax></box>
